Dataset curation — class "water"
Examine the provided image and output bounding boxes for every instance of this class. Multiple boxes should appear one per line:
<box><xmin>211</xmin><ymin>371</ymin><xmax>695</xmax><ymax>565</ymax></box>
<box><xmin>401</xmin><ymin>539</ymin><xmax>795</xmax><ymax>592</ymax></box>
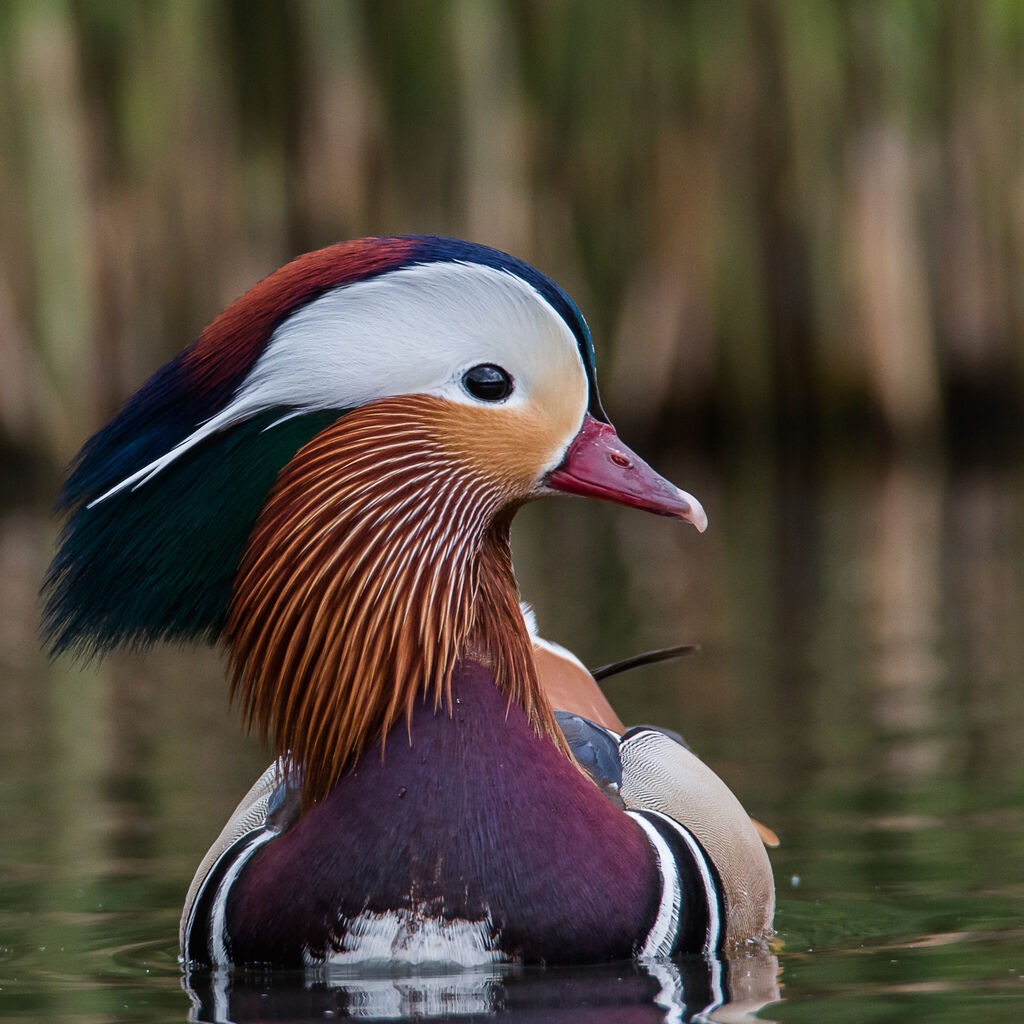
<box><xmin>3</xmin><ymin>450</ymin><xmax>1024</xmax><ymax>1022</ymax></box>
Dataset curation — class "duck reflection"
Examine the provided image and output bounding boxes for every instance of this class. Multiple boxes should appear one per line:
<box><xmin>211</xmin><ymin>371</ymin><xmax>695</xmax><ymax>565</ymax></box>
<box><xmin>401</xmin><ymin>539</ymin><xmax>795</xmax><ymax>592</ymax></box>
<box><xmin>183</xmin><ymin>951</ymin><xmax>779</xmax><ymax>1023</ymax></box>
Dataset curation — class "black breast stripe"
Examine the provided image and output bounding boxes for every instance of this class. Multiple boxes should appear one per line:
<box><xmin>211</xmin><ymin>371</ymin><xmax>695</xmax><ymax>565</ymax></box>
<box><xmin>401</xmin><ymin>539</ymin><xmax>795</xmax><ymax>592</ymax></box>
<box><xmin>636</xmin><ymin>810</ymin><xmax>725</xmax><ymax>957</ymax></box>
<box><xmin>183</xmin><ymin>827</ymin><xmax>269</xmax><ymax>966</ymax></box>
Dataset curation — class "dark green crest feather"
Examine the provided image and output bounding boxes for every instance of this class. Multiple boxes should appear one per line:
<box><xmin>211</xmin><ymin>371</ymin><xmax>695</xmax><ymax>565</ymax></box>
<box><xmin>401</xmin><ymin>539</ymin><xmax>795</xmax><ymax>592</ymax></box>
<box><xmin>43</xmin><ymin>409</ymin><xmax>342</xmax><ymax>656</ymax></box>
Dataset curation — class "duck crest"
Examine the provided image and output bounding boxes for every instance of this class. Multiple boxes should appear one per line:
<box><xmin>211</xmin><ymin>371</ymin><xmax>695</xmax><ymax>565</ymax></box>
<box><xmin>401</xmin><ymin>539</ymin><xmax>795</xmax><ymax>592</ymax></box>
<box><xmin>227</xmin><ymin>394</ymin><xmax>564</xmax><ymax>807</ymax></box>
<box><xmin>43</xmin><ymin>234</ymin><xmax>603</xmax><ymax>658</ymax></box>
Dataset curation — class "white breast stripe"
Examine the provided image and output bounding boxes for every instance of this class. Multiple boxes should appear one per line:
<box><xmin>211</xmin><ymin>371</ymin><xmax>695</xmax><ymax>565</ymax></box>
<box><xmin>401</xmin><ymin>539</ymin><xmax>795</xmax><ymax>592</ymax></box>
<box><xmin>209</xmin><ymin>830</ymin><xmax>277</xmax><ymax>966</ymax></box>
<box><xmin>646</xmin><ymin>810</ymin><xmax>722</xmax><ymax>957</ymax></box>
<box><xmin>628</xmin><ymin>810</ymin><xmax>681</xmax><ymax>958</ymax></box>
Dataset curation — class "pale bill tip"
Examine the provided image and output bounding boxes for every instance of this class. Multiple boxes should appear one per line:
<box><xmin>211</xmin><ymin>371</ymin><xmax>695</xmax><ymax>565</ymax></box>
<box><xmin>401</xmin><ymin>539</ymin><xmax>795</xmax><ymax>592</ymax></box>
<box><xmin>678</xmin><ymin>488</ymin><xmax>709</xmax><ymax>533</ymax></box>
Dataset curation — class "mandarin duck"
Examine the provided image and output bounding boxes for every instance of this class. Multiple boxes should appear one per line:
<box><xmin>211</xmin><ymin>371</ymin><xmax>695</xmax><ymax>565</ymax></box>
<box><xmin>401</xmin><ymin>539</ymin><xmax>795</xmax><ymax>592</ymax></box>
<box><xmin>44</xmin><ymin>236</ymin><xmax>774</xmax><ymax>968</ymax></box>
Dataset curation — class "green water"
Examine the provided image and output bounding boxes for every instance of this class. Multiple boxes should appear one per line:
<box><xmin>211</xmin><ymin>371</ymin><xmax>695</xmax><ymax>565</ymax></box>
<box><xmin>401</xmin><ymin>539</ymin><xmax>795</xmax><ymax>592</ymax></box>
<box><xmin>3</xmin><ymin>451</ymin><xmax>1024</xmax><ymax>1022</ymax></box>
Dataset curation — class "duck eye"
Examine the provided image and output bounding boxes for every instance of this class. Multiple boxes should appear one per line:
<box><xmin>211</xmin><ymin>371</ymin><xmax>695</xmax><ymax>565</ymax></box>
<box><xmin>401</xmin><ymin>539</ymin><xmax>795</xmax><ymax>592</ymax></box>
<box><xmin>462</xmin><ymin>364</ymin><xmax>513</xmax><ymax>402</ymax></box>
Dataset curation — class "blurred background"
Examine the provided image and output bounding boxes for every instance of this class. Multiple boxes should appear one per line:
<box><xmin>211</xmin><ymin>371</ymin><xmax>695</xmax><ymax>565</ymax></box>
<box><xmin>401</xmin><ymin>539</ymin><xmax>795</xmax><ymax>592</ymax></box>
<box><xmin>3</xmin><ymin>3</ymin><xmax>1024</xmax><ymax>1021</ymax></box>
<box><xmin>3</xmin><ymin>0</ymin><xmax>1024</xmax><ymax>466</ymax></box>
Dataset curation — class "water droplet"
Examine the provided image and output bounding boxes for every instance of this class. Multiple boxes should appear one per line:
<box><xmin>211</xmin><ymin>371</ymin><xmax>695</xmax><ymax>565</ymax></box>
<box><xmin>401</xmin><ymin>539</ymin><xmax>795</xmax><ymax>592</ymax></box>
<box><xmin>398</xmin><ymin>787</ymin><xmax>407</xmax><ymax>799</ymax></box>
<box><xmin>790</xmin><ymin>875</ymin><xmax>800</xmax><ymax>887</ymax></box>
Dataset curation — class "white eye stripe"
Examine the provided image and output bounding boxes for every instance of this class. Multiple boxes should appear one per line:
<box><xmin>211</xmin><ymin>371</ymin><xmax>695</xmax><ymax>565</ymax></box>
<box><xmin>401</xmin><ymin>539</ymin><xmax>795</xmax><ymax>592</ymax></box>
<box><xmin>240</xmin><ymin>263</ymin><xmax>579</xmax><ymax>413</ymax></box>
<box><xmin>90</xmin><ymin>262</ymin><xmax>588</xmax><ymax>506</ymax></box>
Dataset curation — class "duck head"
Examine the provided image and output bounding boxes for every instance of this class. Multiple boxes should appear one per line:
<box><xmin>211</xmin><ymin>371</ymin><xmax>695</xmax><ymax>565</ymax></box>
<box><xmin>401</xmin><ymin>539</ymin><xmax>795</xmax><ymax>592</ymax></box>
<box><xmin>44</xmin><ymin>236</ymin><xmax>706</xmax><ymax>806</ymax></box>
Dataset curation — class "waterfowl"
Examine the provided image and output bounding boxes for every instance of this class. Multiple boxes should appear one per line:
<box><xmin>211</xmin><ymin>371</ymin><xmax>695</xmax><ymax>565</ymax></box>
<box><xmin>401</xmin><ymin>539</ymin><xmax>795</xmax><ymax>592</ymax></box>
<box><xmin>44</xmin><ymin>235</ymin><xmax>774</xmax><ymax>968</ymax></box>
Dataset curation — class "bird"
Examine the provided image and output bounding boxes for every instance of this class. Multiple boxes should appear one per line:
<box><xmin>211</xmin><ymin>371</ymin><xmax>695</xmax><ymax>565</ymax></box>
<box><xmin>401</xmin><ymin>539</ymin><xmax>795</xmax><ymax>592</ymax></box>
<box><xmin>43</xmin><ymin>235</ymin><xmax>774</xmax><ymax>969</ymax></box>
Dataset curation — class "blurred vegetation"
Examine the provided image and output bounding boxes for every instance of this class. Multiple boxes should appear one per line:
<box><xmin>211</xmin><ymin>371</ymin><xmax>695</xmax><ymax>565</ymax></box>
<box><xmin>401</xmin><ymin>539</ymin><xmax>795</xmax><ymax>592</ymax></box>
<box><xmin>1</xmin><ymin>0</ymin><xmax>1023</xmax><ymax>468</ymax></box>
<box><xmin>4</xmin><ymin>9</ymin><xmax>1024</xmax><ymax>1016</ymax></box>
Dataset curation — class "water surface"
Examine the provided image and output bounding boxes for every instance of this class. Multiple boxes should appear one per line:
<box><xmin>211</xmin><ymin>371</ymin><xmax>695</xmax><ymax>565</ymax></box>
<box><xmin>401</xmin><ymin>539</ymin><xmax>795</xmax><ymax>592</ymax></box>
<box><xmin>3</xmin><ymin>451</ymin><xmax>1024</xmax><ymax>1021</ymax></box>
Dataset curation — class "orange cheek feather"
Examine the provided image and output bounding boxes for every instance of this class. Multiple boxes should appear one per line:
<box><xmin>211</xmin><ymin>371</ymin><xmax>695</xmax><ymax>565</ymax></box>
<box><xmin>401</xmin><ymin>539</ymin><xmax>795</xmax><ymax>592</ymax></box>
<box><xmin>434</xmin><ymin>376</ymin><xmax>586</xmax><ymax>494</ymax></box>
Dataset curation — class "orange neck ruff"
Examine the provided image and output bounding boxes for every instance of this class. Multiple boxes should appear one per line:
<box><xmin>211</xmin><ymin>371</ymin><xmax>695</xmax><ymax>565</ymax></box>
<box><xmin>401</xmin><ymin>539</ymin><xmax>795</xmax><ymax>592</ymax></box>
<box><xmin>226</xmin><ymin>395</ymin><xmax>565</xmax><ymax>807</ymax></box>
